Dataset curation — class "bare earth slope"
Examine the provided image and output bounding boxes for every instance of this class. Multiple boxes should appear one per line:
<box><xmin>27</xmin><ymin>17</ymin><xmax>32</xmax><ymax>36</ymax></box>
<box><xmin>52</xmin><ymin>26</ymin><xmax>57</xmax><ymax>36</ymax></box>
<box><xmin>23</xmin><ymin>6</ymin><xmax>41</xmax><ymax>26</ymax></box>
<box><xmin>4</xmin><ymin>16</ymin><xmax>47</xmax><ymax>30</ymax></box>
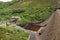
<box><xmin>38</xmin><ymin>10</ymin><xmax>60</xmax><ymax>40</ymax></box>
<box><xmin>29</xmin><ymin>10</ymin><xmax>60</xmax><ymax>40</ymax></box>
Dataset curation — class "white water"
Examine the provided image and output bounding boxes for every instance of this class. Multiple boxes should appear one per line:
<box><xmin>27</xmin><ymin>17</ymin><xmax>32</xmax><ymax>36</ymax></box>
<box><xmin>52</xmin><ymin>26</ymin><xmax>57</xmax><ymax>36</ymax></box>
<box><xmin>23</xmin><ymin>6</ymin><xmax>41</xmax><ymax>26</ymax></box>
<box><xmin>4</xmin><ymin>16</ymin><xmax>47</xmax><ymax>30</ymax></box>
<box><xmin>0</xmin><ymin>0</ymin><xmax>12</xmax><ymax>2</ymax></box>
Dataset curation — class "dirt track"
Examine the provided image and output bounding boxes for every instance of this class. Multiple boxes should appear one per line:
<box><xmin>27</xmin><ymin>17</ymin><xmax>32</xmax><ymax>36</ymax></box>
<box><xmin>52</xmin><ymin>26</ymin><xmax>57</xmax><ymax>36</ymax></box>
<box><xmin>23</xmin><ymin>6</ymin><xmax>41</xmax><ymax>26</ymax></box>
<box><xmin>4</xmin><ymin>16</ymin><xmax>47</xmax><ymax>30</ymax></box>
<box><xmin>37</xmin><ymin>10</ymin><xmax>60</xmax><ymax>40</ymax></box>
<box><xmin>29</xmin><ymin>10</ymin><xmax>60</xmax><ymax>40</ymax></box>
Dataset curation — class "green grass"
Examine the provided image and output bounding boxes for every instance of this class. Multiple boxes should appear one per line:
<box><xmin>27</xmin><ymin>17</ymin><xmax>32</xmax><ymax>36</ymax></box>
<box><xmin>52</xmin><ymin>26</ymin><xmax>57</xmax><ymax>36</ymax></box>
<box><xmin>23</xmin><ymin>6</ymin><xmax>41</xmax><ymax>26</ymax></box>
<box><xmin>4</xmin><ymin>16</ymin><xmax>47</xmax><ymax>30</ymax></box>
<box><xmin>0</xmin><ymin>0</ymin><xmax>58</xmax><ymax>24</ymax></box>
<box><xmin>0</xmin><ymin>26</ymin><xmax>29</xmax><ymax>40</ymax></box>
<box><xmin>0</xmin><ymin>0</ymin><xmax>58</xmax><ymax>40</ymax></box>
<box><xmin>0</xmin><ymin>7</ymin><xmax>53</xmax><ymax>24</ymax></box>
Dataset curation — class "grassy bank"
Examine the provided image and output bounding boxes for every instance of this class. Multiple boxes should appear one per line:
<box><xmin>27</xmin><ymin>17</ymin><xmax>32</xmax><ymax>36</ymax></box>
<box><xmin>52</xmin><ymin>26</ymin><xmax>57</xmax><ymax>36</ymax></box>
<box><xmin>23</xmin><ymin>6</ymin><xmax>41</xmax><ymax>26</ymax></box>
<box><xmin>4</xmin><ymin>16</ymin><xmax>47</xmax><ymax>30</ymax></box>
<box><xmin>0</xmin><ymin>0</ymin><xmax>58</xmax><ymax>24</ymax></box>
<box><xmin>0</xmin><ymin>26</ymin><xmax>29</xmax><ymax>40</ymax></box>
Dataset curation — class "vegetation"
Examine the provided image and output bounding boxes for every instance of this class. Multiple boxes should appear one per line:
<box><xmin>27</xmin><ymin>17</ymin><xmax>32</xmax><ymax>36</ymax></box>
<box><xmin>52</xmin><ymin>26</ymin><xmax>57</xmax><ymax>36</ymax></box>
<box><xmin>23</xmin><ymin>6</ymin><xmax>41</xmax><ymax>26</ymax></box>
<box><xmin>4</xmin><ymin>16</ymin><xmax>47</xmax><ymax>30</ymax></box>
<box><xmin>0</xmin><ymin>26</ymin><xmax>29</xmax><ymax>40</ymax></box>
<box><xmin>0</xmin><ymin>0</ymin><xmax>58</xmax><ymax>24</ymax></box>
<box><xmin>0</xmin><ymin>0</ymin><xmax>59</xmax><ymax>40</ymax></box>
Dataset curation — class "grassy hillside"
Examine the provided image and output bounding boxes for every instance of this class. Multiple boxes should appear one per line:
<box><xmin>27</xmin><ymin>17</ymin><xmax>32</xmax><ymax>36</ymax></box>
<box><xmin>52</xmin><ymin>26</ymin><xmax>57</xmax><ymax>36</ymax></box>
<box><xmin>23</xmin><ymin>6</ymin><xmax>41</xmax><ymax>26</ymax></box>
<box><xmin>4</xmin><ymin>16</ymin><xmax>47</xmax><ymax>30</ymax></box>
<box><xmin>0</xmin><ymin>0</ymin><xmax>58</xmax><ymax>40</ymax></box>
<box><xmin>0</xmin><ymin>26</ymin><xmax>29</xmax><ymax>40</ymax></box>
<box><xmin>0</xmin><ymin>0</ymin><xmax>58</xmax><ymax>24</ymax></box>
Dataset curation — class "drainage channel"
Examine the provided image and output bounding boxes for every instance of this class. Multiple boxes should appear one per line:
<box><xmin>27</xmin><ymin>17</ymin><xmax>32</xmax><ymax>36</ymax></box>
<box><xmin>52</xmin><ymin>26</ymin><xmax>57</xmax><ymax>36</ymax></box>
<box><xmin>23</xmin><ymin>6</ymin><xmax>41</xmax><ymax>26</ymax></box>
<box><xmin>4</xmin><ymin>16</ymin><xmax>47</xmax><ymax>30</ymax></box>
<box><xmin>19</xmin><ymin>23</ymin><xmax>41</xmax><ymax>31</ymax></box>
<box><xmin>16</xmin><ymin>25</ymin><xmax>39</xmax><ymax>40</ymax></box>
<box><xmin>16</xmin><ymin>24</ymin><xmax>41</xmax><ymax>40</ymax></box>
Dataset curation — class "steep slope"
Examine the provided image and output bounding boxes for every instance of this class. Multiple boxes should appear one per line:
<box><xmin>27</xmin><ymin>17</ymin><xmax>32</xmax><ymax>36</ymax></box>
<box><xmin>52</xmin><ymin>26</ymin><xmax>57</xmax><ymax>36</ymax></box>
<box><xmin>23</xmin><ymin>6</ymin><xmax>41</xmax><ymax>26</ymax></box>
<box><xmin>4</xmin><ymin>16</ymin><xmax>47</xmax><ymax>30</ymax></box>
<box><xmin>4</xmin><ymin>0</ymin><xmax>58</xmax><ymax>9</ymax></box>
<box><xmin>38</xmin><ymin>10</ymin><xmax>60</xmax><ymax>40</ymax></box>
<box><xmin>0</xmin><ymin>0</ymin><xmax>58</xmax><ymax>24</ymax></box>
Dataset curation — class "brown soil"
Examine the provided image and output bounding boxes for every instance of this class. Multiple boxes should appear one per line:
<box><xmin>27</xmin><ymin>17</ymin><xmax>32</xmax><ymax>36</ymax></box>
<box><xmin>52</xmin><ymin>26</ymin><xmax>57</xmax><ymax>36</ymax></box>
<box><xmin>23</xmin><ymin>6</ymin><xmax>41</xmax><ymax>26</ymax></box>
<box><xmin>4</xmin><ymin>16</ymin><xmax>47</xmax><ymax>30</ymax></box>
<box><xmin>38</xmin><ymin>10</ymin><xmax>60</xmax><ymax>40</ymax></box>
<box><xmin>29</xmin><ymin>10</ymin><xmax>60</xmax><ymax>40</ymax></box>
<box><xmin>19</xmin><ymin>23</ymin><xmax>41</xmax><ymax>31</ymax></box>
<box><xmin>23</xmin><ymin>24</ymin><xmax>41</xmax><ymax>31</ymax></box>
